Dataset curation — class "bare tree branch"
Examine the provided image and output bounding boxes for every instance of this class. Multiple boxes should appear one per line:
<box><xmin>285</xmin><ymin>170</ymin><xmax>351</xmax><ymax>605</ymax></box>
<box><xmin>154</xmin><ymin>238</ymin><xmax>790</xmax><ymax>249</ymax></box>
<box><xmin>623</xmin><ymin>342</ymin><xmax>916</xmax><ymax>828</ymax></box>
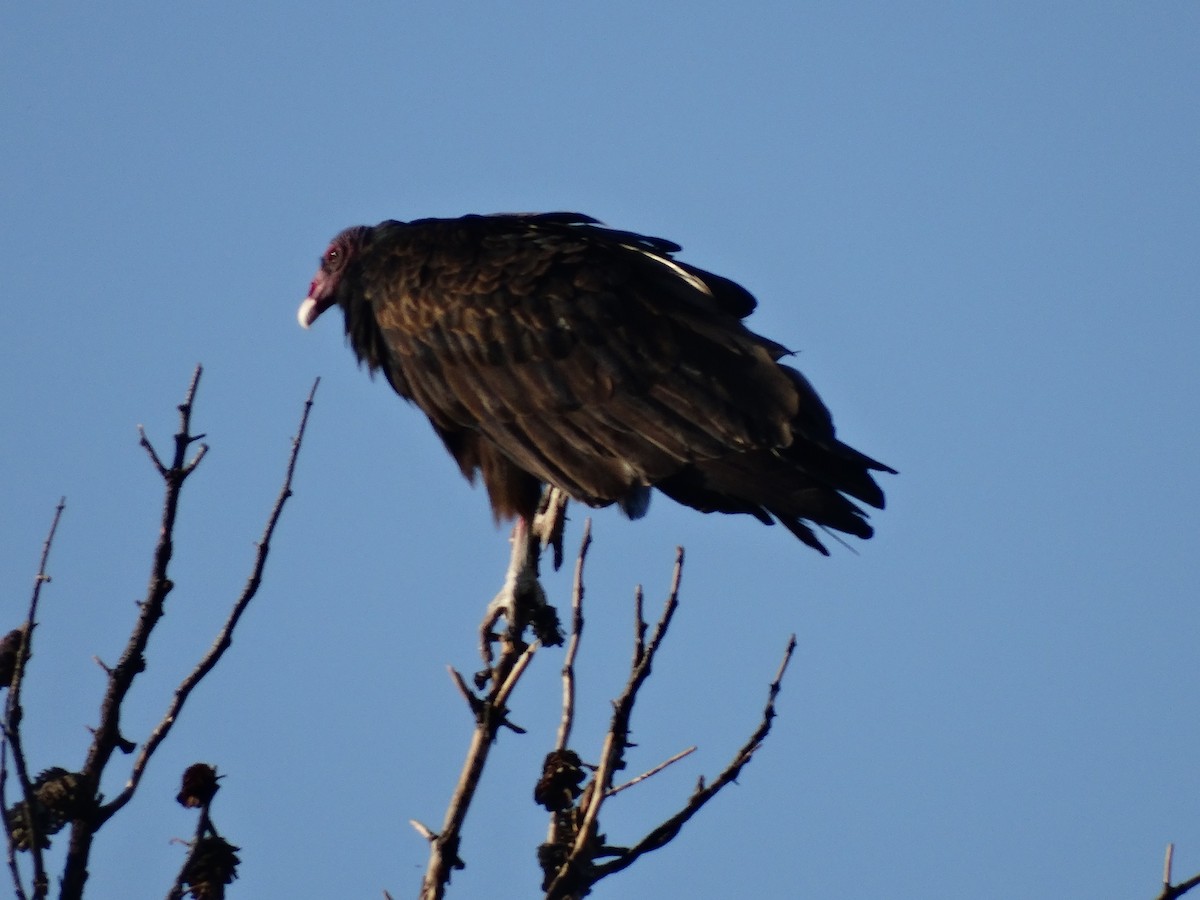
<box><xmin>40</xmin><ymin>368</ymin><xmax>317</xmax><ymax>899</ymax></box>
<box><xmin>419</xmin><ymin>642</ymin><xmax>542</xmax><ymax>899</ymax></box>
<box><xmin>61</xmin><ymin>365</ymin><xmax>207</xmax><ymax>898</ymax></box>
<box><xmin>420</xmin><ymin>495</ymin><xmax>568</xmax><ymax>900</ymax></box>
<box><xmin>1157</xmin><ymin>844</ymin><xmax>1200</xmax><ymax>900</ymax></box>
<box><xmin>1</xmin><ymin>497</ymin><xmax>67</xmax><ymax>899</ymax></box>
<box><xmin>0</xmin><ymin>744</ymin><xmax>29</xmax><ymax>900</ymax></box>
<box><xmin>1161</xmin><ymin>873</ymin><xmax>1200</xmax><ymax>900</ymax></box>
<box><xmin>589</xmin><ymin>635</ymin><xmax>798</xmax><ymax>884</ymax></box>
<box><xmin>98</xmin><ymin>377</ymin><xmax>320</xmax><ymax>824</ymax></box>
<box><xmin>607</xmin><ymin>745</ymin><xmax>697</xmax><ymax>798</ymax></box>
<box><xmin>631</xmin><ymin>584</ymin><xmax>646</xmax><ymax>670</ymax></box>
<box><xmin>166</xmin><ymin>793</ymin><xmax>215</xmax><ymax>900</ymax></box>
<box><xmin>541</xmin><ymin>549</ymin><xmax>685</xmax><ymax>898</ymax></box>
<box><xmin>538</xmin><ymin>538</ymin><xmax>797</xmax><ymax>900</ymax></box>
<box><xmin>533</xmin><ymin>524</ymin><xmax>596</xmax><ymax>884</ymax></box>
<box><xmin>555</xmin><ymin>520</ymin><xmax>592</xmax><ymax>754</ymax></box>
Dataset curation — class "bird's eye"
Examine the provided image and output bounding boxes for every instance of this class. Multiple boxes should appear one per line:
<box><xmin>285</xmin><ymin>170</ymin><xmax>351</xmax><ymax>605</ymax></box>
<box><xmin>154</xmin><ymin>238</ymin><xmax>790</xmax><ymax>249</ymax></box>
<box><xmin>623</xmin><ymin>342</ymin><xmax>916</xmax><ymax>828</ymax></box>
<box><xmin>326</xmin><ymin>247</ymin><xmax>341</xmax><ymax>265</ymax></box>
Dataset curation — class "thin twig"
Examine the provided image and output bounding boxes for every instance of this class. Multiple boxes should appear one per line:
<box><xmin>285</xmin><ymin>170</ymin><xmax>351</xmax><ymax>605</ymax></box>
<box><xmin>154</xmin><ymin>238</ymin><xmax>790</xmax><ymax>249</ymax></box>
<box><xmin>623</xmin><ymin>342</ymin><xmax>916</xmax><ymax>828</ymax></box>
<box><xmin>137</xmin><ymin>426</ymin><xmax>168</xmax><ymax>476</ymax></box>
<box><xmin>409</xmin><ymin>819</ymin><xmax>436</xmax><ymax>842</ymax></box>
<box><xmin>541</xmin><ymin>524</ymin><xmax>594</xmax><ymax>874</ymax></box>
<box><xmin>447</xmin><ymin>668</ymin><xmax>481</xmax><ymax>714</ymax></box>
<box><xmin>591</xmin><ymin>634</ymin><xmax>798</xmax><ymax>882</ymax></box>
<box><xmin>0</xmin><ymin>736</ymin><xmax>28</xmax><ymax>900</ymax></box>
<box><xmin>165</xmin><ymin>801</ymin><xmax>214</xmax><ymax>900</ymax></box>
<box><xmin>544</xmin><ymin>548</ymin><xmax>685</xmax><ymax>898</ymax></box>
<box><xmin>607</xmin><ymin>746</ymin><xmax>697</xmax><ymax>797</ymax></box>
<box><xmin>556</xmin><ymin>520</ymin><xmax>592</xmax><ymax>752</ymax></box>
<box><xmin>55</xmin><ymin>369</ymin><xmax>314</xmax><ymax>899</ymax></box>
<box><xmin>494</xmin><ymin>642</ymin><xmax>539</xmax><ymax>711</ymax></box>
<box><xmin>632</xmin><ymin>585</ymin><xmax>646</xmax><ymax>668</ymax></box>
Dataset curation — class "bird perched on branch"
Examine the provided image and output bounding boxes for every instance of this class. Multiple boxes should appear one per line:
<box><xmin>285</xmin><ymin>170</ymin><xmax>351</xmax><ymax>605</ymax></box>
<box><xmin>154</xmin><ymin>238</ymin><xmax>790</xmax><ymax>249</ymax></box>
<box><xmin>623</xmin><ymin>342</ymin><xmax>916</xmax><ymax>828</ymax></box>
<box><xmin>299</xmin><ymin>212</ymin><xmax>893</xmax><ymax>553</ymax></box>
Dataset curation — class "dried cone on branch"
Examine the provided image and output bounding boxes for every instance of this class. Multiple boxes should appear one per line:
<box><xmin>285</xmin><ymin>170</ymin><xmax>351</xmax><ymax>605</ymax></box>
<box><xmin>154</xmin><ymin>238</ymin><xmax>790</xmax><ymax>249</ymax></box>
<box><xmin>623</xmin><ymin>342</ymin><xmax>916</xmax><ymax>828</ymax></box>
<box><xmin>177</xmin><ymin>763</ymin><xmax>221</xmax><ymax>808</ymax></box>
<box><xmin>6</xmin><ymin>767</ymin><xmax>86</xmax><ymax>850</ymax></box>
<box><xmin>538</xmin><ymin>806</ymin><xmax>605</xmax><ymax>894</ymax></box>
<box><xmin>180</xmin><ymin>835</ymin><xmax>240</xmax><ymax>900</ymax></box>
<box><xmin>534</xmin><ymin>749</ymin><xmax>587</xmax><ymax>812</ymax></box>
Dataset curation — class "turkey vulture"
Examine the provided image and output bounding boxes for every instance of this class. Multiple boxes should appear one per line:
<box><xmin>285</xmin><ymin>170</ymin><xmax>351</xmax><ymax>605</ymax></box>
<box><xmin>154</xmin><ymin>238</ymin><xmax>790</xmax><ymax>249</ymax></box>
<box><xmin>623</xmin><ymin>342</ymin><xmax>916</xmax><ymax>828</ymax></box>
<box><xmin>299</xmin><ymin>212</ymin><xmax>893</xmax><ymax>553</ymax></box>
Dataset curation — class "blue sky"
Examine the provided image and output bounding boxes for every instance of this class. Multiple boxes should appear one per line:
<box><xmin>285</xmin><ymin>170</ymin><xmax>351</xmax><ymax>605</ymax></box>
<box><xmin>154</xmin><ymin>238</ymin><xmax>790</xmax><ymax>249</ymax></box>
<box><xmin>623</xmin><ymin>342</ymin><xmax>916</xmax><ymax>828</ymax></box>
<box><xmin>2</xmin><ymin>4</ymin><xmax>1197</xmax><ymax>897</ymax></box>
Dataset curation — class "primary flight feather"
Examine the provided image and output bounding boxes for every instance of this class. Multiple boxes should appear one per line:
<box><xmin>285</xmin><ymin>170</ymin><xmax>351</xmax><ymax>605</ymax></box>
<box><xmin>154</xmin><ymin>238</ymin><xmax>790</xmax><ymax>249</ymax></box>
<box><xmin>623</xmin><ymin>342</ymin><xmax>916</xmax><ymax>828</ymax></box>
<box><xmin>299</xmin><ymin>212</ymin><xmax>893</xmax><ymax>553</ymax></box>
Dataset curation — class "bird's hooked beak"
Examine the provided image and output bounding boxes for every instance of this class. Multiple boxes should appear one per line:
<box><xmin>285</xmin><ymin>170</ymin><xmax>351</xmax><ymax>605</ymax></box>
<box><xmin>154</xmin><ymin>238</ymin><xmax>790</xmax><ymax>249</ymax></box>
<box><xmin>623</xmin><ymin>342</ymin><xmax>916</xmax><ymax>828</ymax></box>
<box><xmin>297</xmin><ymin>273</ymin><xmax>334</xmax><ymax>329</ymax></box>
<box><xmin>297</xmin><ymin>293</ymin><xmax>321</xmax><ymax>329</ymax></box>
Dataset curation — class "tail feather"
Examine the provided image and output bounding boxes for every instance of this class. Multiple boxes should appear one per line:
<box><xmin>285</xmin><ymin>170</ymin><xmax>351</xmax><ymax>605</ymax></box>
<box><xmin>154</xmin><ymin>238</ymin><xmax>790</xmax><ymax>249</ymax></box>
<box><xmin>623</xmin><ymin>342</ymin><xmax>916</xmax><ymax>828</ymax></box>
<box><xmin>654</xmin><ymin>442</ymin><xmax>886</xmax><ymax>549</ymax></box>
<box><xmin>776</xmin><ymin>517</ymin><xmax>832</xmax><ymax>556</ymax></box>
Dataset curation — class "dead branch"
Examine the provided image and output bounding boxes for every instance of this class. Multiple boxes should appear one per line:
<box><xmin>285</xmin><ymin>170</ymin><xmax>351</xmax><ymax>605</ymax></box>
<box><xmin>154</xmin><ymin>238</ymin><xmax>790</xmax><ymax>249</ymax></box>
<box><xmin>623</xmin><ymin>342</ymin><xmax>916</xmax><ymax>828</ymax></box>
<box><xmin>531</xmin><ymin>524</ymin><xmax>596</xmax><ymax>884</ymax></box>
<box><xmin>1166</xmin><ymin>872</ymin><xmax>1200</xmax><ymax>898</ymax></box>
<box><xmin>419</xmin><ymin>494</ymin><xmax>568</xmax><ymax>900</ymax></box>
<box><xmin>417</xmin><ymin>643</ymin><xmax>541</xmax><ymax>899</ymax></box>
<box><xmin>98</xmin><ymin>378</ymin><xmax>318</xmax><ymax>825</ymax></box>
<box><xmin>540</xmin><ymin>549</ymin><xmax>685</xmax><ymax>898</ymax></box>
<box><xmin>555</xmin><ymin>520</ymin><xmax>592</xmax><ymax>754</ymax></box>
<box><xmin>1157</xmin><ymin>844</ymin><xmax>1200</xmax><ymax>900</ymax></box>
<box><xmin>607</xmin><ymin>745</ymin><xmax>697</xmax><ymax>798</ymax></box>
<box><xmin>0</xmin><ymin>499</ymin><xmax>65</xmax><ymax>899</ymax></box>
<box><xmin>13</xmin><ymin>368</ymin><xmax>320</xmax><ymax>900</ymax></box>
<box><xmin>0</xmin><ymin>745</ymin><xmax>29</xmax><ymax>900</ymax></box>
<box><xmin>59</xmin><ymin>366</ymin><xmax>208</xmax><ymax>898</ymax></box>
<box><xmin>539</xmin><ymin>543</ymin><xmax>798</xmax><ymax>899</ymax></box>
<box><xmin>588</xmin><ymin>634</ymin><xmax>797</xmax><ymax>886</ymax></box>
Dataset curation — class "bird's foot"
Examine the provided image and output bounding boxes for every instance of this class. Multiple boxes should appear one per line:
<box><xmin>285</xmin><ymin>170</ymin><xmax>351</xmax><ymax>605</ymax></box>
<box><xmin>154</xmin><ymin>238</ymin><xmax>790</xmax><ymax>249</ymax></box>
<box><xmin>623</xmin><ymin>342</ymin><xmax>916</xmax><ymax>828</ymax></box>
<box><xmin>476</xmin><ymin>496</ymin><xmax>568</xmax><ymax>686</ymax></box>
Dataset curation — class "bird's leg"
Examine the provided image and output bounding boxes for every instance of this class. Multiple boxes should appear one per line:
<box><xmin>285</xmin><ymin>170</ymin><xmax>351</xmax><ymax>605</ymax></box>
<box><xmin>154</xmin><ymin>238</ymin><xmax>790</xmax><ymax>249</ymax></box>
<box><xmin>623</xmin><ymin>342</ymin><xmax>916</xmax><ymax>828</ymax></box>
<box><xmin>477</xmin><ymin>489</ymin><xmax>568</xmax><ymax>683</ymax></box>
<box><xmin>478</xmin><ymin>516</ymin><xmax>541</xmax><ymax>681</ymax></box>
<box><xmin>532</xmin><ymin>486</ymin><xmax>569</xmax><ymax>571</ymax></box>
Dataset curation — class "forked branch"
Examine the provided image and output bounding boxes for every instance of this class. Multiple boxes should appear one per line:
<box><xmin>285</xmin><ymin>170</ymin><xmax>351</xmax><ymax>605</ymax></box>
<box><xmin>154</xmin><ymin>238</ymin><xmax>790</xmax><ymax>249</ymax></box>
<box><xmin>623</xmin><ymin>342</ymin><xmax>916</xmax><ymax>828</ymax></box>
<box><xmin>590</xmin><ymin>634</ymin><xmax>797</xmax><ymax>884</ymax></box>
<box><xmin>540</xmin><ymin>546</ymin><xmax>798</xmax><ymax>899</ymax></box>
<box><xmin>416</xmin><ymin>493</ymin><xmax>569</xmax><ymax>900</ymax></box>
<box><xmin>99</xmin><ymin>376</ymin><xmax>320</xmax><ymax>824</ymax></box>
<box><xmin>15</xmin><ymin>368</ymin><xmax>320</xmax><ymax>900</ymax></box>
<box><xmin>1157</xmin><ymin>844</ymin><xmax>1200</xmax><ymax>900</ymax></box>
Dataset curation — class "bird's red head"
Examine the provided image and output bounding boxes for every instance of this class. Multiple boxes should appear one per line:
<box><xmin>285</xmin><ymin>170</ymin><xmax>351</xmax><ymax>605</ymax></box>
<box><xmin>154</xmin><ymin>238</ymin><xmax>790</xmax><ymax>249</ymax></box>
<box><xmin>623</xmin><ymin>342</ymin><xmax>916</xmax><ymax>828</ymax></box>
<box><xmin>297</xmin><ymin>226</ymin><xmax>368</xmax><ymax>328</ymax></box>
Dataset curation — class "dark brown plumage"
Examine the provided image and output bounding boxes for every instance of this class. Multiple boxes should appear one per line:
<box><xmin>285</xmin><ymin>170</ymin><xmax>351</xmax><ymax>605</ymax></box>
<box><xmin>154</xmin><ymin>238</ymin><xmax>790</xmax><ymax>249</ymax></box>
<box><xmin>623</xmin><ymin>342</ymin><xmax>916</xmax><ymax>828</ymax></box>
<box><xmin>299</xmin><ymin>212</ymin><xmax>893</xmax><ymax>553</ymax></box>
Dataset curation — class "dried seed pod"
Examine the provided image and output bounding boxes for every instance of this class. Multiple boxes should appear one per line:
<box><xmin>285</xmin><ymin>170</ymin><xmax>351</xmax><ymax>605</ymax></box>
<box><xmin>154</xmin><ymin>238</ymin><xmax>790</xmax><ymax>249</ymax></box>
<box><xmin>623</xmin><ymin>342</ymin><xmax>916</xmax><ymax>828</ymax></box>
<box><xmin>5</xmin><ymin>767</ymin><xmax>86</xmax><ymax>850</ymax></box>
<box><xmin>35</xmin><ymin>768</ymin><xmax>85</xmax><ymax>830</ymax></box>
<box><xmin>180</xmin><ymin>834</ymin><xmax>240</xmax><ymax>899</ymax></box>
<box><xmin>177</xmin><ymin>763</ymin><xmax>220</xmax><ymax>808</ymax></box>
<box><xmin>537</xmin><ymin>840</ymin><xmax>570</xmax><ymax>890</ymax></box>
<box><xmin>0</xmin><ymin>626</ymin><xmax>29</xmax><ymax>688</ymax></box>
<box><xmin>534</xmin><ymin>748</ymin><xmax>587</xmax><ymax>812</ymax></box>
<box><xmin>529</xmin><ymin>603</ymin><xmax>564</xmax><ymax>648</ymax></box>
<box><xmin>6</xmin><ymin>802</ymin><xmax>51</xmax><ymax>852</ymax></box>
